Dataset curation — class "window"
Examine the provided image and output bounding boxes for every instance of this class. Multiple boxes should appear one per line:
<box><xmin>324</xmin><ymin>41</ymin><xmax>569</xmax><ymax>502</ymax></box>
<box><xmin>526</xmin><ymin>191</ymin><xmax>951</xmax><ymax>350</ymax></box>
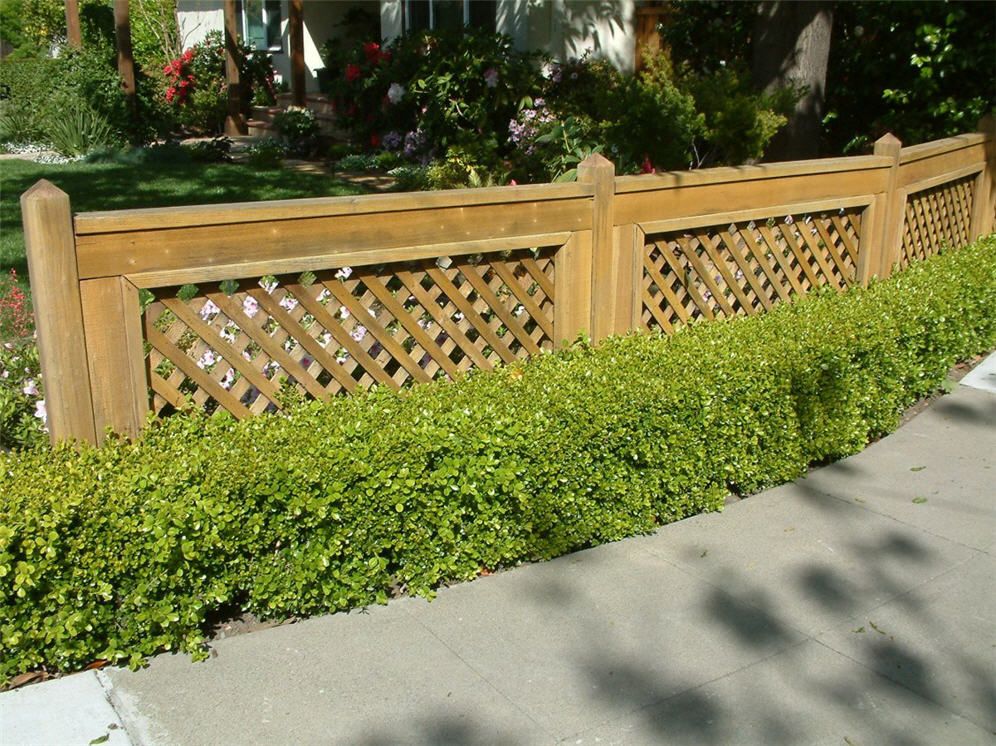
<box><xmin>405</xmin><ymin>0</ymin><xmax>496</xmax><ymax>34</ymax></box>
<box><xmin>237</xmin><ymin>0</ymin><xmax>282</xmax><ymax>52</ymax></box>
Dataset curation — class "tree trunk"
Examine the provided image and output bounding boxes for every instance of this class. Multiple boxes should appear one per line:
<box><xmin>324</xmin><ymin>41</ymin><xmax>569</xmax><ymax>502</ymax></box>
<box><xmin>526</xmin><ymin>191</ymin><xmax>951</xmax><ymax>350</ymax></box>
<box><xmin>752</xmin><ymin>1</ymin><xmax>833</xmax><ymax>161</ymax></box>
<box><xmin>223</xmin><ymin>0</ymin><xmax>247</xmax><ymax>136</ymax></box>
<box><xmin>113</xmin><ymin>0</ymin><xmax>136</xmax><ymax>98</ymax></box>
<box><xmin>65</xmin><ymin>0</ymin><xmax>82</xmax><ymax>50</ymax></box>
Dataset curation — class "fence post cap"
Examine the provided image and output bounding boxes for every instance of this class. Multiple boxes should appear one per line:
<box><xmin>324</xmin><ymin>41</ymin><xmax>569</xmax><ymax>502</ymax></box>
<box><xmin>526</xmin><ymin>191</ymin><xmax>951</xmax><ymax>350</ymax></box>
<box><xmin>20</xmin><ymin>178</ymin><xmax>69</xmax><ymax>203</ymax></box>
<box><xmin>577</xmin><ymin>153</ymin><xmax>615</xmax><ymax>177</ymax></box>
<box><xmin>873</xmin><ymin>133</ymin><xmax>902</xmax><ymax>153</ymax></box>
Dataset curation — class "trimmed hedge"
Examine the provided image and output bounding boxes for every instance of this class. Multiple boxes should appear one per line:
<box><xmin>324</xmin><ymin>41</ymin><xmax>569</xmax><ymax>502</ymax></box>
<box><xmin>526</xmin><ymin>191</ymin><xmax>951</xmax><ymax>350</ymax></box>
<box><xmin>1</xmin><ymin>236</ymin><xmax>994</xmax><ymax>680</ymax></box>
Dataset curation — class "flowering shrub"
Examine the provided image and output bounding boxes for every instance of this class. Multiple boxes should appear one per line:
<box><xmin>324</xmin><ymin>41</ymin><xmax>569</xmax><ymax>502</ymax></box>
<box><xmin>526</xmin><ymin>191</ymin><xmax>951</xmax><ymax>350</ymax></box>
<box><xmin>321</xmin><ymin>29</ymin><xmax>546</xmax><ymax>176</ymax></box>
<box><xmin>164</xmin><ymin>31</ymin><xmax>276</xmax><ymax>134</ymax></box>
<box><xmin>0</xmin><ymin>339</ymin><xmax>47</xmax><ymax>450</ymax></box>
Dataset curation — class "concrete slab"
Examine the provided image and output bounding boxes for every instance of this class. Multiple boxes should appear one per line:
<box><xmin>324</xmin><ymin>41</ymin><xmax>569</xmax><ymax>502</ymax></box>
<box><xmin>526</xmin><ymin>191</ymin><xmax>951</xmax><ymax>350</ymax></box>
<box><xmin>570</xmin><ymin>639</ymin><xmax>993</xmax><ymax>746</ymax></box>
<box><xmin>961</xmin><ymin>350</ymin><xmax>996</xmax><ymax>394</ymax></box>
<box><xmin>816</xmin><ymin>551</ymin><xmax>996</xmax><ymax>733</ymax></box>
<box><xmin>796</xmin><ymin>386</ymin><xmax>996</xmax><ymax>551</ymax></box>
<box><xmin>400</xmin><ymin>539</ymin><xmax>806</xmax><ymax>736</ymax></box>
<box><xmin>0</xmin><ymin>671</ymin><xmax>131</xmax><ymax>746</ymax></box>
<box><xmin>632</xmin><ymin>484</ymin><xmax>974</xmax><ymax>636</ymax></box>
<box><xmin>104</xmin><ymin>600</ymin><xmax>548</xmax><ymax>746</ymax></box>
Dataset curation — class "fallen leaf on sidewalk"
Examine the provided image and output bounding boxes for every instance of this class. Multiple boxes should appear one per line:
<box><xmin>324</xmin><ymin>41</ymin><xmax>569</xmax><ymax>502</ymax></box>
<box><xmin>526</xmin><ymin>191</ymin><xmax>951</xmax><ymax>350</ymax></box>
<box><xmin>2</xmin><ymin>671</ymin><xmax>50</xmax><ymax>690</ymax></box>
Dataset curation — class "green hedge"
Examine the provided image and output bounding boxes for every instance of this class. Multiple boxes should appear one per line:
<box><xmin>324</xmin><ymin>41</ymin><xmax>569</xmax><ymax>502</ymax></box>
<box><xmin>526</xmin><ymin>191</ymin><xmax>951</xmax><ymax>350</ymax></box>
<box><xmin>1</xmin><ymin>236</ymin><xmax>994</xmax><ymax>680</ymax></box>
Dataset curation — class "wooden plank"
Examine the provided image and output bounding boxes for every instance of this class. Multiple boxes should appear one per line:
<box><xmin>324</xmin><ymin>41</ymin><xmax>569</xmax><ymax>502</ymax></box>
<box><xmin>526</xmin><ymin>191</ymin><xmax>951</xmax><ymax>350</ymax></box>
<box><xmin>676</xmin><ymin>235</ymin><xmax>736</xmax><ymax>317</ymax></box>
<box><xmin>395</xmin><ymin>267</ymin><xmax>492</xmax><ymax>371</ymax></box>
<box><xmin>970</xmin><ymin>115</ymin><xmax>995</xmax><ymax>238</ymax></box>
<box><xmin>77</xmin><ymin>201</ymin><xmax>591</xmax><ymax>280</ymax></box>
<box><xmin>80</xmin><ymin>276</ymin><xmax>149</xmax><ymax>440</ymax></box>
<box><xmin>490</xmin><ymin>261</ymin><xmax>553</xmax><ymax>339</ymax></box>
<box><xmin>425</xmin><ymin>265</ymin><xmax>517</xmax><ymax>363</ymax></box>
<box><xmin>695</xmin><ymin>230</ymin><xmax>756</xmax><ymax>313</ymax></box>
<box><xmin>897</xmin><ymin>144</ymin><xmax>986</xmax><ymax>189</ymax></box>
<box><xmin>757</xmin><ymin>224</ymin><xmax>807</xmax><ymax>297</ymax></box>
<box><xmin>812</xmin><ymin>217</ymin><xmax>853</xmax><ymax>286</ymax></box>
<box><xmin>125</xmin><ymin>232</ymin><xmax>573</xmax><ymax>289</ymax></box>
<box><xmin>553</xmin><ymin>231</ymin><xmax>592</xmax><ymax>348</ymax></box>
<box><xmin>453</xmin><ymin>257</ymin><xmax>540</xmax><ymax>356</ymax></box>
<box><xmin>614</xmin><ymin>155</ymin><xmax>892</xmax><ymax>193</ymax></box>
<box><xmin>637</xmin><ymin>195</ymin><xmax>873</xmax><ymax>235</ymax></box>
<box><xmin>902</xmin><ymin>162</ymin><xmax>984</xmax><ymax>196</ymax></box>
<box><xmin>520</xmin><ymin>256</ymin><xmax>555</xmax><ymax>300</ymax></box>
<box><xmin>74</xmin><ymin>184</ymin><xmax>593</xmax><ymax>234</ymax></box>
<box><xmin>578</xmin><ymin>154</ymin><xmax>617</xmax><ymax>341</ymax></box>
<box><xmin>717</xmin><ymin>231</ymin><xmax>773</xmax><ymax>311</ymax></box>
<box><xmin>21</xmin><ymin>180</ymin><xmax>98</xmax><ymax>444</ymax></box>
<box><xmin>795</xmin><ymin>220</ymin><xmax>843</xmax><ymax>291</ymax></box>
<box><xmin>145</xmin><ymin>325</ymin><xmax>252</xmax><ymax>418</ymax></box>
<box><xmin>278</xmin><ymin>284</ymin><xmax>393</xmax><ymax>390</ymax></box>
<box><xmin>353</xmin><ymin>268</ymin><xmax>461</xmax><ymax>380</ymax></box>
<box><xmin>737</xmin><ymin>227</ymin><xmax>793</xmax><ymax>304</ymax></box>
<box><xmin>162</xmin><ymin>296</ymin><xmax>283</xmax><ymax>406</ymax></box>
<box><xmin>205</xmin><ymin>289</ymin><xmax>331</xmax><ymax>400</ymax></box>
<box><xmin>656</xmin><ymin>238</ymin><xmax>716</xmax><ymax>320</ymax></box>
<box><xmin>898</xmin><ymin>132</ymin><xmax>987</xmax><ymax>164</ymax></box>
<box><xmin>642</xmin><ymin>248</ymin><xmax>691</xmax><ymax>325</ymax></box>
<box><xmin>615</xmin><ymin>169</ymin><xmax>889</xmax><ymax>227</ymax></box>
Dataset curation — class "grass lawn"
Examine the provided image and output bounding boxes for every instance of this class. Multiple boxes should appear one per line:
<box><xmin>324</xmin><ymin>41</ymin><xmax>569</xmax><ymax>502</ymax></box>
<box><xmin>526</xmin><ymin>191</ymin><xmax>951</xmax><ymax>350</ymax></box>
<box><xmin>0</xmin><ymin>157</ymin><xmax>371</xmax><ymax>291</ymax></box>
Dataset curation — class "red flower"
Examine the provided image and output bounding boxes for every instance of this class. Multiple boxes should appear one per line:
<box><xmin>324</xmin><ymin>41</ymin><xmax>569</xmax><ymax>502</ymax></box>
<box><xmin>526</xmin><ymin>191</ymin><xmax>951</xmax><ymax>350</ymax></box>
<box><xmin>640</xmin><ymin>155</ymin><xmax>656</xmax><ymax>174</ymax></box>
<box><xmin>363</xmin><ymin>42</ymin><xmax>381</xmax><ymax>60</ymax></box>
<box><xmin>369</xmin><ymin>134</ymin><xmax>380</xmax><ymax>147</ymax></box>
<box><xmin>345</xmin><ymin>64</ymin><xmax>363</xmax><ymax>82</ymax></box>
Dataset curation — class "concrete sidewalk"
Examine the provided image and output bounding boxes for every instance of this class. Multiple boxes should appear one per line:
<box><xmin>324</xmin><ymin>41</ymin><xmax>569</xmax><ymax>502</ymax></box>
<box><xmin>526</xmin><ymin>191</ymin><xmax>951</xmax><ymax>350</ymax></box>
<box><xmin>3</xmin><ymin>360</ymin><xmax>994</xmax><ymax>745</ymax></box>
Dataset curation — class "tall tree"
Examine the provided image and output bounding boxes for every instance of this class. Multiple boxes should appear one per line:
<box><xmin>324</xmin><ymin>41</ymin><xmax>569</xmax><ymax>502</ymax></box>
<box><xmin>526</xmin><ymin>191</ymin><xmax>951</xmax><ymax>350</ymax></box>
<box><xmin>752</xmin><ymin>1</ymin><xmax>833</xmax><ymax>161</ymax></box>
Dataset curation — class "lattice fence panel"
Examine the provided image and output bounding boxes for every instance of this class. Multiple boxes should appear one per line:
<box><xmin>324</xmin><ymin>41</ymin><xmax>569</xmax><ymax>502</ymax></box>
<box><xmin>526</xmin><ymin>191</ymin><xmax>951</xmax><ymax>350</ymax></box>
<box><xmin>900</xmin><ymin>176</ymin><xmax>975</xmax><ymax>268</ymax></box>
<box><xmin>641</xmin><ymin>209</ymin><xmax>861</xmax><ymax>333</ymax></box>
<box><xmin>142</xmin><ymin>247</ymin><xmax>556</xmax><ymax>418</ymax></box>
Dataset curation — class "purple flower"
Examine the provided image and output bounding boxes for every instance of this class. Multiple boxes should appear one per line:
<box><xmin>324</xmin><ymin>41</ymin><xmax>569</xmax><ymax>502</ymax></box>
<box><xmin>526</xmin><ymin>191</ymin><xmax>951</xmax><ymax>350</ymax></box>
<box><xmin>350</xmin><ymin>325</ymin><xmax>367</xmax><ymax>343</ymax></box>
<box><xmin>382</xmin><ymin>130</ymin><xmax>403</xmax><ymax>151</ymax></box>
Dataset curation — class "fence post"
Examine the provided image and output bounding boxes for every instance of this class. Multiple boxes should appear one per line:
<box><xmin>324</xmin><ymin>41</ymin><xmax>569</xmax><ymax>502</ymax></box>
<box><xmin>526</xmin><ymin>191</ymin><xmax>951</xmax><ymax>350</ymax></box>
<box><xmin>970</xmin><ymin>114</ymin><xmax>995</xmax><ymax>240</ymax></box>
<box><xmin>864</xmin><ymin>133</ymin><xmax>903</xmax><ymax>282</ymax></box>
<box><xmin>20</xmin><ymin>180</ymin><xmax>98</xmax><ymax>445</ymax></box>
<box><xmin>80</xmin><ymin>277</ymin><xmax>149</xmax><ymax>441</ymax></box>
<box><xmin>578</xmin><ymin>153</ymin><xmax>632</xmax><ymax>341</ymax></box>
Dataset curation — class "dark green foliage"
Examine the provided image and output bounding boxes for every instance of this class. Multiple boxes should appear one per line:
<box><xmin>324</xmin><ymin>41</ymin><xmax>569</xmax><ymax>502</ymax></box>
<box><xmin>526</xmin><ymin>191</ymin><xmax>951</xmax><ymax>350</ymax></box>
<box><xmin>824</xmin><ymin>2</ymin><xmax>995</xmax><ymax>153</ymax></box>
<box><xmin>1</xmin><ymin>236</ymin><xmax>994</xmax><ymax>680</ymax></box>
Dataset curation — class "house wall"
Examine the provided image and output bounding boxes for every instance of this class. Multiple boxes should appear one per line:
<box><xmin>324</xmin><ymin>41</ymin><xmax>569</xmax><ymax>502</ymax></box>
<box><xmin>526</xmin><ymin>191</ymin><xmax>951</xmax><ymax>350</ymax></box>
<box><xmin>381</xmin><ymin>0</ymin><xmax>635</xmax><ymax>73</ymax></box>
<box><xmin>177</xmin><ymin>0</ymin><xmax>379</xmax><ymax>93</ymax></box>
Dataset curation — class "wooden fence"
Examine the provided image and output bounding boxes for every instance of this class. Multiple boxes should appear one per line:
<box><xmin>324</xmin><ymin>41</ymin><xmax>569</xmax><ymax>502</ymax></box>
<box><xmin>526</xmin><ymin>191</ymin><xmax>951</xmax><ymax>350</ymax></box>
<box><xmin>22</xmin><ymin>123</ymin><xmax>995</xmax><ymax>445</ymax></box>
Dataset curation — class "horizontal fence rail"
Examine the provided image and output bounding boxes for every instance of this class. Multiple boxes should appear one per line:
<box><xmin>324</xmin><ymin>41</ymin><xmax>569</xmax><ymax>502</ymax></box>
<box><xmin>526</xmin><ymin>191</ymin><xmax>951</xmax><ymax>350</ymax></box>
<box><xmin>22</xmin><ymin>121</ymin><xmax>996</xmax><ymax>444</ymax></box>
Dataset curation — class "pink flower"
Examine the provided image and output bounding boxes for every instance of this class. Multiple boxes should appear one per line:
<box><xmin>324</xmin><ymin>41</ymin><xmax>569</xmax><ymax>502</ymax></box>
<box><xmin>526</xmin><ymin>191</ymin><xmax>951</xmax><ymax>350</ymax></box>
<box><xmin>200</xmin><ymin>299</ymin><xmax>220</xmax><ymax>320</ymax></box>
<box><xmin>350</xmin><ymin>325</ymin><xmax>367</xmax><ymax>343</ymax></box>
<box><xmin>279</xmin><ymin>295</ymin><xmax>298</xmax><ymax>312</ymax></box>
<box><xmin>197</xmin><ymin>349</ymin><xmax>218</xmax><ymax>369</ymax></box>
<box><xmin>23</xmin><ymin>379</ymin><xmax>39</xmax><ymax>396</ymax></box>
<box><xmin>34</xmin><ymin>399</ymin><xmax>46</xmax><ymax>425</ymax></box>
<box><xmin>243</xmin><ymin>296</ymin><xmax>259</xmax><ymax>317</ymax></box>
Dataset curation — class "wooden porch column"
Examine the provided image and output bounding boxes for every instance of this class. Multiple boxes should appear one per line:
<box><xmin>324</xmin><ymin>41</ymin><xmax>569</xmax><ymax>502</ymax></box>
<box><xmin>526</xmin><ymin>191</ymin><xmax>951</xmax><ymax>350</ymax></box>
<box><xmin>65</xmin><ymin>0</ymin><xmax>82</xmax><ymax>50</ymax></box>
<box><xmin>223</xmin><ymin>0</ymin><xmax>247</xmax><ymax>135</ymax></box>
<box><xmin>113</xmin><ymin>0</ymin><xmax>136</xmax><ymax>97</ymax></box>
<box><xmin>290</xmin><ymin>0</ymin><xmax>306</xmax><ymax>107</ymax></box>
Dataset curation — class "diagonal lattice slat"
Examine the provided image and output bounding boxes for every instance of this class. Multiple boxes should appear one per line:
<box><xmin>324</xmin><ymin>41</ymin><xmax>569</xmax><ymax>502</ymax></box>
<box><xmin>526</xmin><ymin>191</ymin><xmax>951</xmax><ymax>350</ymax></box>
<box><xmin>143</xmin><ymin>247</ymin><xmax>556</xmax><ymax>418</ymax></box>
<box><xmin>641</xmin><ymin>209</ymin><xmax>861</xmax><ymax>334</ymax></box>
<box><xmin>901</xmin><ymin>176</ymin><xmax>975</xmax><ymax>268</ymax></box>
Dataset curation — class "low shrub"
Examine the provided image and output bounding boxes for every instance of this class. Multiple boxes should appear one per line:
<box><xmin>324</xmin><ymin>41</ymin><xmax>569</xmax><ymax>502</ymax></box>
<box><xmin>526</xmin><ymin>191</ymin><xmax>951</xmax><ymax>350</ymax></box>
<box><xmin>1</xmin><ymin>236</ymin><xmax>993</xmax><ymax>680</ymax></box>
